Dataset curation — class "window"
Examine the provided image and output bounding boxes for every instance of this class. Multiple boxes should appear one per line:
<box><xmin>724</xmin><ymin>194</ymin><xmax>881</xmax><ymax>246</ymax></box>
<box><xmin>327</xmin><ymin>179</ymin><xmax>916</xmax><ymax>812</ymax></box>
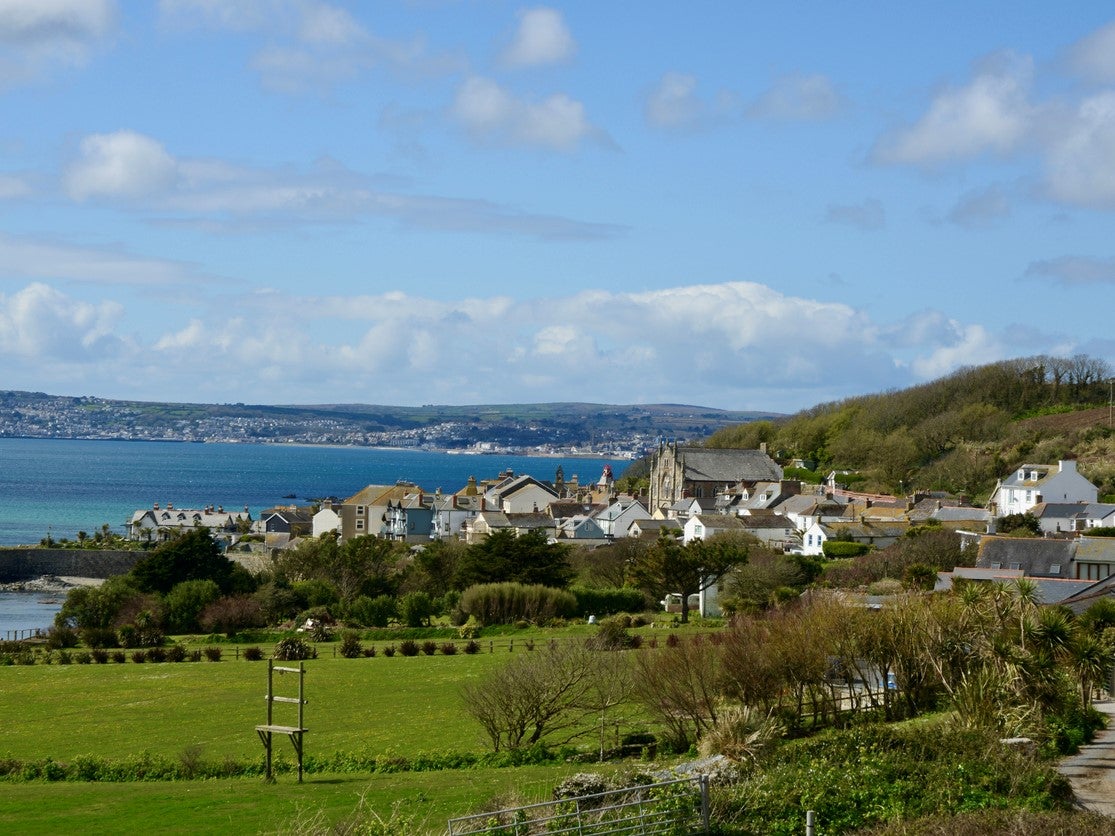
<box><xmin>1009</xmin><ymin>562</ymin><xmax>1021</xmax><ymax>570</ymax></box>
<box><xmin>356</xmin><ymin>505</ymin><xmax>364</xmax><ymax>516</ymax></box>
<box><xmin>991</xmin><ymin>562</ymin><xmax>1001</xmax><ymax>569</ymax></box>
<box><xmin>1050</xmin><ymin>564</ymin><xmax>1061</xmax><ymax>575</ymax></box>
<box><xmin>355</xmin><ymin>519</ymin><xmax>364</xmax><ymax>531</ymax></box>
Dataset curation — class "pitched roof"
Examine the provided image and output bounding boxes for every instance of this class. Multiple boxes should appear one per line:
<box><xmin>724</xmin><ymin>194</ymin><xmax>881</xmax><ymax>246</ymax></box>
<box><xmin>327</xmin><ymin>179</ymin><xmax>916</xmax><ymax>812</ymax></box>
<box><xmin>674</xmin><ymin>447</ymin><xmax>782</xmax><ymax>483</ymax></box>
<box><xmin>976</xmin><ymin>537</ymin><xmax>1075</xmax><ymax>576</ymax></box>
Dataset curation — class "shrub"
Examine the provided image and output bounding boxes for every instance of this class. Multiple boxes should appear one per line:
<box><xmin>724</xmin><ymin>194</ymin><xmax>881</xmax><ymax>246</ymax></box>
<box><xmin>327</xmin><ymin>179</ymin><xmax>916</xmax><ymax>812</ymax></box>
<box><xmin>203</xmin><ymin>647</ymin><xmax>222</xmax><ymax>662</ymax></box>
<box><xmin>80</xmin><ymin>627</ymin><xmax>119</xmax><ymax>649</ymax></box>
<box><xmin>464</xmin><ymin>640</ymin><xmax>481</xmax><ymax>654</ymax></box>
<box><xmin>112</xmin><ymin>650</ymin><xmax>127</xmax><ymax>664</ymax></box>
<box><xmin>587</xmin><ymin>618</ymin><xmax>635</xmax><ymax>650</ymax></box>
<box><xmin>339</xmin><ymin>631</ymin><xmax>364</xmax><ymax>659</ymax></box>
<box><xmin>421</xmin><ymin>640</ymin><xmax>437</xmax><ymax>656</ymax></box>
<box><xmin>383</xmin><ymin>645</ymin><xmax>396</xmax><ymax>657</ymax></box>
<box><xmin>398</xmin><ymin>639</ymin><xmax>420</xmax><ymax>657</ymax></box>
<box><xmin>399</xmin><ymin>592</ymin><xmax>436</xmax><ymax>628</ymax></box>
<box><xmin>91</xmin><ymin>648</ymin><xmax>109</xmax><ymax>664</ymax></box>
<box><xmin>665</xmin><ymin>633</ymin><xmax>680</xmax><ymax>648</ymax></box>
<box><xmin>146</xmin><ymin>647</ymin><xmax>167</xmax><ymax>663</ymax></box>
<box><xmin>57</xmin><ymin>650</ymin><xmax>72</xmax><ymax>665</ymax></box>
<box><xmin>348</xmin><ymin>594</ymin><xmax>396</xmax><ymax>628</ymax></box>
<box><xmin>440</xmin><ymin>642</ymin><xmax>458</xmax><ymax>655</ymax></box>
<box><xmin>189</xmin><ymin>649</ymin><xmax>202</xmax><ymax>662</ymax></box>
<box><xmin>166</xmin><ymin>645</ymin><xmax>187</xmax><ymax>662</ymax></box>
<box><xmin>273</xmin><ymin>637</ymin><xmax>316</xmax><ymax>661</ymax></box>
<box><xmin>460</xmin><ymin>582</ymin><xmax>578</xmax><ymax>627</ymax></box>
<box><xmin>822</xmin><ymin>540</ymin><xmax>873</xmax><ymax>559</ymax></box>
<box><xmin>242</xmin><ymin>646</ymin><xmax>264</xmax><ymax>661</ymax></box>
<box><xmin>570</xmin><ymin>586</ymin><xmax>647</xmax><ymax>618</ymax></box>
<box><xmin>363</xmin><ymin>646</ymin><xmax>377</xmax><ymax>658</ymax></box>
<box><xmin>45</xmin><ymin>625</ymin><xmax>79</xmax><ymax>650</ymax></box>
<box><xmin>131</xmin><ymin>650</ymin><xmax>147</xmax><ymax>663</ymax></box>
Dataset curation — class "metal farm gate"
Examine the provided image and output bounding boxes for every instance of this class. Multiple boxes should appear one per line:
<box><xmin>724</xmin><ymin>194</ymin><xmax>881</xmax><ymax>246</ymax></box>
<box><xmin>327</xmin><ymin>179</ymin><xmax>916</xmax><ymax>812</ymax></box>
<box><xmin>446</xmin><ymin>775</ymin><xmax>710</xmax><ymax>836</ymax></box>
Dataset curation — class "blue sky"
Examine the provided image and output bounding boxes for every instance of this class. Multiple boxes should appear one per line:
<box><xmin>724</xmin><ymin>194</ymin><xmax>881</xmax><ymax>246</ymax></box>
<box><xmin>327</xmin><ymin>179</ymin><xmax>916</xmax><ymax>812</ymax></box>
<box><xmin>2</xmin><ymin>1</ymin><xmax>1114</xmax><ymax>413</ymax></box>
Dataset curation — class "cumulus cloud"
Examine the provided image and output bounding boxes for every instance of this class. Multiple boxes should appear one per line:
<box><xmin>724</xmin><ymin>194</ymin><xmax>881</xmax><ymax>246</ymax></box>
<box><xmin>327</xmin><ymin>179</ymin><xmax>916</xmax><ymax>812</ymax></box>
<box><xmin>825</xmin><ymin>199</ymin><xmax>885</xmax><ymax>230</ymax></box>
<box><xmin>1025</xmin><ymin>255</ymin><xmax>1115</xmax><ymax>286</ymax></box>
<box><xmin>0</xmin><ymin>0</ymin><xmax>116</xmax><ymax>87</ymax></box>
<box><xmin>0</xmin><ymin>283</ymin><xmax>124</xmax><ymax>360</ymax></box>
<box><xmin>644</xmin><ymin>72</ymin><xmax>739</xmax><ymax>131</ymax></box>
<box><xmin>65</xmin><ymin>131</ymin><xmax>178</xmax><ymax>201</ymax></box>
<box><xmin>501</xmin><ymin>7</ymin><xmax>575</xmax><ymax>68</ymax></box>
<box><xmin>452</xmin><ymin>76</ymin><xmax>599</xmax><ymax>151</ymax></box>
<box><xmin>874</xmin><ymin>52</ymin><xmax>1033</xmax><ymax>165</ymax></box>
<box><xmin>1068</xmin><ymin>19</ymin><xmax>1115</xmax><ymax>83</ymax></box>
<box><xmin>1043</xmin><ymin>92</ymin><xmax>1115</xmax><ymax>207</ymax></box>
<box><xmin>748</xmin><ymin>73</ymin><xmax>843</xmax><ymax>122</ymax></box>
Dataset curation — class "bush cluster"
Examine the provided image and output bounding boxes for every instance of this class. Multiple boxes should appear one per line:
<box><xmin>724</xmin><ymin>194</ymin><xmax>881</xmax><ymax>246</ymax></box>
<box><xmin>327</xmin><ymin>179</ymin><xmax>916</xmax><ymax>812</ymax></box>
<box><xmin>460</xmin><ymin>582</ymin><xmax>577</xmax><ymax>626</ymax></box>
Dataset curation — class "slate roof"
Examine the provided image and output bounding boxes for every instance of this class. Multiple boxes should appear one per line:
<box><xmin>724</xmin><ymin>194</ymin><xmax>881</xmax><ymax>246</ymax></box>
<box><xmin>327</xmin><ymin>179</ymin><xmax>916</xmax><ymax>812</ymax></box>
<box><xmin>1075</xmin><ymin>537</ymin><xmax>1115</xmax><ymax>563</ymax></box>
<box><xmin>976</xmin><ymin>537</ymin><xmax>1075</xmax><ymax>576</ymax></box>
<box><xmin>674</xmin><ymin>447</ymin><xmax>782</xmax><ymax>483</ymax></box>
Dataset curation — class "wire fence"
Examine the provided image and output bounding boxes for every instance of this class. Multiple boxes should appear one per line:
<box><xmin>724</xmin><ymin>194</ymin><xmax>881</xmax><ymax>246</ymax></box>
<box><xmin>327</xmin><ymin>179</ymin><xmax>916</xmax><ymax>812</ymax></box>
<box><xmin>447</xmin><ymin>775</ymin><xmax>710</xmax><ymax>836</ymax></box>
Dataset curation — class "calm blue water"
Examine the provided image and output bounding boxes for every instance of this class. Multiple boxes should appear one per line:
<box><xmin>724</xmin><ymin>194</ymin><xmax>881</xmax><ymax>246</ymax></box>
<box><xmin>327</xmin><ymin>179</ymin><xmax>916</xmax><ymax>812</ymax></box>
<box><xmin>0</xmin><ymin>592</ymin><xmax>62</xmax><ymax>639</ymax></box>
<box><xmin>0</xmin><ymin>438</ymin><xmax>627</xmax><ymax>633</ymax></box>
<box><xmin>0</xmin><ymin>438</ymin><xmax>627</xmax><ymax>546</ymax></box>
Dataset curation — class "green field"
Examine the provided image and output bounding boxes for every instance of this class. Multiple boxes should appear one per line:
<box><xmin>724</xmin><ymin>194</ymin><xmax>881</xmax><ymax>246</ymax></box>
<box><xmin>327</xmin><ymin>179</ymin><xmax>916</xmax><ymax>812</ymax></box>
<box><xmin>0</xmin><ymin>648</ymin><xmax>647</xmax><ymax>833</ymax></box>
<box><xmin>0</xmin><ymin>651</ymin><xmax>539</xmax><ymax>760</ymax></box>
<box><xmin>0</xmin><ymin>766</ymin><xmax>592</xmax><ymax>835</ymax></box>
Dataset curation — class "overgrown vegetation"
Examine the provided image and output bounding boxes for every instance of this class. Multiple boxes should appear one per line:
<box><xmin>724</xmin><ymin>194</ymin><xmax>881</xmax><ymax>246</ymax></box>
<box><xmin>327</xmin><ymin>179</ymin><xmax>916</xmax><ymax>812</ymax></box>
<box><xmin>706</xmin><ymin>354</ymin><xmax>1115</xmax><ymax>496</ymax></box>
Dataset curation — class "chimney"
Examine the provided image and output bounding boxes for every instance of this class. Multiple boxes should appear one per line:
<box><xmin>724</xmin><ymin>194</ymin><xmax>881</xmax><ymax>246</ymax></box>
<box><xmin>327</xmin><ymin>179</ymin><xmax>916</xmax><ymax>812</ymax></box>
<box><xmin>1059</xmin><ymin>459</ymin><xmax>1077</xmax><ymax>473</ymax></box>
<box><xmin>153</xmin><ymin>502</ymin><xmax>159</xmax><ymax>510</ymax></box>
<box><xmin>760</xmin><ymin>442</ymin><xmax>768</xmax><ymax>454</ymax></box>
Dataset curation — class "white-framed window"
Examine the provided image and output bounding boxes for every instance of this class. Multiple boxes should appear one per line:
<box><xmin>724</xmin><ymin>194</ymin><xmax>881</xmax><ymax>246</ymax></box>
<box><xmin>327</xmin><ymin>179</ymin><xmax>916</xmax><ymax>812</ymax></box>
<box><xmin>356</xmin><ymin>505</ymin><xmax>364</xmax><ymax>516</ymax></box>
<box><xmin>355</xmin><ymin>519</ymin><xmax>364</xmax><ymax>531</ymax></box>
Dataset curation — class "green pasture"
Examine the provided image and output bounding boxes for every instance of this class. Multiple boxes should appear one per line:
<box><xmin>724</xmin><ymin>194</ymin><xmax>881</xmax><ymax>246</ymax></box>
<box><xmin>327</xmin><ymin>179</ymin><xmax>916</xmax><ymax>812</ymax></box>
<box><xmin>0</xmin><ymin>764</ymin><xmax>594</xmax><ymax>835</ymax></box>
<box><xmin>0</xmin><ymin>651</ymin><xmax>525</xmax><ymax>761</ymax></box>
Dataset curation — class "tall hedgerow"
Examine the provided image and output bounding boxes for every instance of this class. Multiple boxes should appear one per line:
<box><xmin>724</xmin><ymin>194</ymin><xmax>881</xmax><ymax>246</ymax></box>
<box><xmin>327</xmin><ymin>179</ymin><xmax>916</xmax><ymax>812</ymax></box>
<box><xmin>459</xmin><ymin>582</ymin><xmax>577</xmax><ymax>626</ymax></box>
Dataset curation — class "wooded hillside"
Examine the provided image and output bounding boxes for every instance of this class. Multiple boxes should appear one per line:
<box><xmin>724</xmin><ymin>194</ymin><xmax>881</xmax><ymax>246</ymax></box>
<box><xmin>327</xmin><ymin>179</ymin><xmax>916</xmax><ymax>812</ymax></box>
<box><xmin>707</xmin><ymin>355</ymin><xmax>1115</xmax><ymax>500</ymax></box>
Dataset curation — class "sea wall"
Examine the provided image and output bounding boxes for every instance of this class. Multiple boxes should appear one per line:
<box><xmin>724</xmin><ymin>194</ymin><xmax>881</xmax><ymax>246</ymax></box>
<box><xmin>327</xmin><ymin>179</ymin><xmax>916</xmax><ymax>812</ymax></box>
<box><xmin>0</xmin><ymin>548</ymin><xmax>142</xmax><ymax>582</ymax></box>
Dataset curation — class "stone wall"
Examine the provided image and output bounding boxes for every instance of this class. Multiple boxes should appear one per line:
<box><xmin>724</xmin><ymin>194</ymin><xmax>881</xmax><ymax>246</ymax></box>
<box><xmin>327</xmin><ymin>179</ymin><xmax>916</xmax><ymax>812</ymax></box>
<box><xmin>0</xmin><ymin>548</ymin><xmax>142</xmax><ymax>582</ymax></box>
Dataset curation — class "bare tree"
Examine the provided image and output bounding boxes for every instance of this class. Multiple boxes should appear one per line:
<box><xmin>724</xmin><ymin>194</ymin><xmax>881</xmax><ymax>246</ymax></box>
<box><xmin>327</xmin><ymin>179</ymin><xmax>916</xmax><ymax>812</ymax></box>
<box><xmin>460</xmin><ymin>641</ymin><xmax>600</xmax><ymax>752</ymax></box>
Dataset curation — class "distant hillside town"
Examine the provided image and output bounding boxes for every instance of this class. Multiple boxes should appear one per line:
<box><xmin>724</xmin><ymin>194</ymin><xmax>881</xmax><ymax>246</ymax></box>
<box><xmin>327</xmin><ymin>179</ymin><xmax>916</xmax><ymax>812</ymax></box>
<box><xmin>0</xmin><ymin>390</ymin><xmax>774</xmax><ymax>457</ymax></box>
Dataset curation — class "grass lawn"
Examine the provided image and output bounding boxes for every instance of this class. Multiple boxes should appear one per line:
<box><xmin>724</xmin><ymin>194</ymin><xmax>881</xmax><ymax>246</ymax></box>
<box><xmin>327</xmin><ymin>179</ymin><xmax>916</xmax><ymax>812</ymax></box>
<box><xmin>0</xmin><ymin>652</ymin><xmax>523</xmax><ymax>761</ymax></box>
<box><xmin>0</xmin><ymin>764</ymin><xmax>596</xmax><ymax>835</ymax></box>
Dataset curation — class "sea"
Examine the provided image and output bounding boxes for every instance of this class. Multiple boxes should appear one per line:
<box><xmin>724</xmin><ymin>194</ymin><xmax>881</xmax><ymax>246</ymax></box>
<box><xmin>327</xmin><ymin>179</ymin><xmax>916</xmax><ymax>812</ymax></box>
<box><xmin>0</xmin><ymin>437</ymin><xmax>629</xmax><ymax>635</ymax></box>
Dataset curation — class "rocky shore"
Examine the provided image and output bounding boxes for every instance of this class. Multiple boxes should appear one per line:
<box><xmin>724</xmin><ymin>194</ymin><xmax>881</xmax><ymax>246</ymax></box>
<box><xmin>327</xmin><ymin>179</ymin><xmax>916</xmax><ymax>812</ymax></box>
<box><xmin>0</xmin><ymin>574</ymin><xmax>102</xmax><ymax>594</ymax></box>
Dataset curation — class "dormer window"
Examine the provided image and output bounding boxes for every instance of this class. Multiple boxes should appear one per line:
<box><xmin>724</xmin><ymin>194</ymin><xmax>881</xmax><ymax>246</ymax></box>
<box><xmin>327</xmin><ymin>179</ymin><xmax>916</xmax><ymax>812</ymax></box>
<box><xmin>1050</xmin><ymin>564</ymin><xmax>1061</xmax><ymax>575</ymax></box>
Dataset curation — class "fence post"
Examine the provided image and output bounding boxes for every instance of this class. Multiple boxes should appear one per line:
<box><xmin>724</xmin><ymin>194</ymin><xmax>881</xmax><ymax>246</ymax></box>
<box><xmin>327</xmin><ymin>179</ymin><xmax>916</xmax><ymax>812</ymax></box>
<box><xmin>700</xmin><ymin>775</ymin><xmax>710</xmax><ymax>832</ymax></box>
<box><xmin>510</xmin><ymin>638</ymin><xmax>514</xmax><ymax>652</ymax></box>
<box><xmin>806</xmin><ymin>810</ymin><xmax>816</xmax><ymax>836</ymax></box>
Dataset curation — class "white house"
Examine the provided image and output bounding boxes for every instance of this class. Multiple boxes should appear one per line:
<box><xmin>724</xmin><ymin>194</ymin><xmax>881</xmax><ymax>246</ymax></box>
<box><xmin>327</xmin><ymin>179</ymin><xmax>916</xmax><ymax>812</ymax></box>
<box><xmin>593</xmin><ymin>498</ymin><xmax>653</xmax><ymax>538</ymax></box>
<box><xmin>484</xmin><ymin>474</ymin><xmax>559</xmax><ymax>514</ymax></box>
<box><xmin>682</xmin><ymin>514</ymin><xmax>748</xmax><ymax>545</ymax></box>
<box><xmin>991</xmin><ymin>460</ymin><xmax>1098</xmax><ymax>517</ymax></box>
<box><xmin>312</xmin><ymin>501</ymin><xmax>341</xmax><ymax>539</ymax></box>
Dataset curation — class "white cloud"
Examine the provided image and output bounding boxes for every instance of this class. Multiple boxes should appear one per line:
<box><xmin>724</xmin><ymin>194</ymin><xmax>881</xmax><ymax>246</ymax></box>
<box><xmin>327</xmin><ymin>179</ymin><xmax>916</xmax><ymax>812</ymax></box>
<box><xmin>644</xmin><ymin>72</ymin><xmax>738</xmax><ymax>131</ymax></box>
<box><xmin>0</xmin><ymin>283</ymin><xmax>124</xmax><ymax>360</ymax></box>
<box><xmin>748</xmin><ymin>73</ymin><xmax>843</xmax><ymax>122</ymax></box>
<box><xmin>0</xmin><ymin>0</ymin><xmax>114</xmax><ymax>43</ymax></box>
<box><xmin>825</xmin><ymin>199</ymin><xmax>885</xmax><ymax>231</ymax></box>
<box><xmin>874</xmin><ymin>52</ymin><xmax>1033</xmax><ymax>165</ymax></box>
<box><xmin>452</xmin><ymin>76</ymin><xmax>598</xmax><ymax>151</ymax></box>
<box><xmin>0</xmin><ymin>0</ymin><xmax>116</xmax><ymax>86</ymax></box>
<box><xmin>501</xmin><ymin>7</ymin><xmax>575</xmax><ymax>68</ymax></box>
<box><xmin>65</xmin><ymin>131</ymin><xmax>178</xmax><ymax>201</ymax></box>
<box><xmin>1044</xmin><ymin>92</ymin><xmax>1115</xmax><ymax>207</ymax></box>
<box><xmin>2</xmin><ymin>278</ymin><xmax>1095</xmax><ymax>410</ymax></box>
<box><xmin>160</xmin><ymin>0</ymin><xmax>458</xmax><ymax>92</ymax></box>
<box><xmin>1068</xmin><ymin>19</ymin><xmax>1115</xmax><ymax>83</ymax></box>
<box><xmin>0</xmin><ymin>231</ymin><xmax>206</xmax><ymax>286</ymax></box>
<box><xmin>60</xmin><ymin>130</ymin><xmax>619</xmax><ymax>238</ymax></box>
